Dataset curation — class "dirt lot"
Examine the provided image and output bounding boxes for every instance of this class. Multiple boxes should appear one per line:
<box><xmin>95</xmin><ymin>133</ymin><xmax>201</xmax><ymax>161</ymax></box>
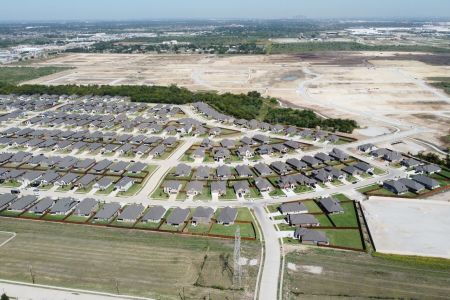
<box><xmin>0</xmin><ymin>217</ymin><xmax>260</xmax><ymax>300</ymax></box>
<box><xmin>362</xmin><ymin>197</ymin><xmax>450</xmax><ymax>259</ymax></box>
<box><xmin>283</xmin><ymin>247</ymin><xmax>450</xmax><ymax>300</ymax></box>
<box><xmin>25</xmin><ymin>52</ymin><xmax>450</xmax><ymax>147</ymax></box>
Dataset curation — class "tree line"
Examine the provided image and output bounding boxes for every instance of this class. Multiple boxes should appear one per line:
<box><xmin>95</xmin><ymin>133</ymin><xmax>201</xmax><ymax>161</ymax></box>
<box><xmin>0</xmin><ymin>83</ymin><xmax>357</xmax><ymax>133</ymax></box>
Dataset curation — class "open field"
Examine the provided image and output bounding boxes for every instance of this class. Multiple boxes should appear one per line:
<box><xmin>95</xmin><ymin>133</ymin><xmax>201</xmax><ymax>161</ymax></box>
<box><xmin>0</xmin><ymin>66</ymin><xmax>70</xmax><ymax>84</ymax></box>
<box><xmin>283</xmin><ymin>248</ymin><xmax>450</xmax><ymax>300</ymax></box>
<box><xmin>363</xmin><ymin>197</ymin><xmax>450</xmax><ymax>259</ymax></box>
<box><xmin>0</xmin><ymin>217</ymin><xmax>260</xmax><ymax>300</ymax></box>
<box><xmin>24</xmin><ymin>52</ymin><xmax>450</xmax><ymax>147</ymax></box>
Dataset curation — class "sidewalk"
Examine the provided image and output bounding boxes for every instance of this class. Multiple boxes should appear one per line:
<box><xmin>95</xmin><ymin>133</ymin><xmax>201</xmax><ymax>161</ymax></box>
<box><xmin>0</xmin><ymin>280</ymin><xmax>153</xmax><ymax>300</ymax></box>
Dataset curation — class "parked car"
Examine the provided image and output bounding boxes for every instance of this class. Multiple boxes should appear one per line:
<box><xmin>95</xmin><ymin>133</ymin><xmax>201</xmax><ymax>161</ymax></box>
<box><xmin>10</xmin><ymin>189</ymin><xmax>20</xmax><ymax>194</ymax></box>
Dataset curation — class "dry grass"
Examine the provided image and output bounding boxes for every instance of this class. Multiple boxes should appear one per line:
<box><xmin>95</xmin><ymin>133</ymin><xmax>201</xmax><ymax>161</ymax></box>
<box><xmin>0</xmin><ymin>217</ymin><xmax>260</xmax><ymax>300</ymax></box>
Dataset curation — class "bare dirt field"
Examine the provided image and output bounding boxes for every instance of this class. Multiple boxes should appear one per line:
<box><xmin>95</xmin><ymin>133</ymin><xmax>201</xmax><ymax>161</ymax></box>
<box><xmin>25</xmin><ymin>52</ymin><xmax>450</xmax><ymax>147</ymax></box>
<box><xmin>362</xmin><ymin>196</ymin><xmax>450</xmax><ymax>259</ymax></box>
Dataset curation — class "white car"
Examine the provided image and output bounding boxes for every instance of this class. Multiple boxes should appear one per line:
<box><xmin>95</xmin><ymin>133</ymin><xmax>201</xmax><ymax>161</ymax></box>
<box><xmin>33</xmin><ymin>188</ymin><xmax>40</xmax><ymax>196</ymax></box>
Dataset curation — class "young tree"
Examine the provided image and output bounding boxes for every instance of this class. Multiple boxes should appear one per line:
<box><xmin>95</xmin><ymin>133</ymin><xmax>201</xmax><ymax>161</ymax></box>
<box><xmin>1</xmin><ymin>293</ymin><xmax>10</xmax><ymax>300</ymax></box>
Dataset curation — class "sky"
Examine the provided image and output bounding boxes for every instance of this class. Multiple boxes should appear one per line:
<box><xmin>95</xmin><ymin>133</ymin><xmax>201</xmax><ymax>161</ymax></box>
<box><xmin>1</xmin><ymin>0</ymin><xmax>449</xmax><ymax>21</ymax></box>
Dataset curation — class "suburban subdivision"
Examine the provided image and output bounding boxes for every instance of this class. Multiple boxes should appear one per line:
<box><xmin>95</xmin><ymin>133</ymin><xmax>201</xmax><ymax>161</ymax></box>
<box><xmin>0</xmin><ymin>11</ymin><xmax>450</xmax><ymax>300</ymax></box>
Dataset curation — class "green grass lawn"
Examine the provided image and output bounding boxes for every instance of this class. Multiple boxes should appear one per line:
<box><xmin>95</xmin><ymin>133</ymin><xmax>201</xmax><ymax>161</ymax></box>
<box><xmin>269</xmin><ymin>188</ymin><xmax>285</xmax><ymax>197</ymax></box>
<box><xmin>315</xmin><ymin>229</ymin><xmax>364</xmax><ymax>249</ymax></box>
<box><xmin>186</xmin><ymin>223</ymin><xmax>210</xmax><ymax>234</ymax></box>
<box><xmin>75</xmin><ymin>184</ymin><xmax>93</xmax><ymax>194</ymax></box>
<box><xmin>0</xmin><ymin>66</ymin><xmax>70</xmax><ymax>84</ymax></box>
<box><xmin>329</xmin><ymin>202</ymin><xmax>359</xmax><ymax>227</ymax></box>
<box><xmin>357</xmin><ymin>184</ymin><xmax>380</xmax><ymax>194</ymax></box>
<box><xmin>302</xmin><ymin>200</ymin><xmax>323</xmax><ymax>213</ymax></box>
<box><xmin>194</xmin><ymin>186</ymin><xmax>212</xmax><ymax>201</ymax></box>
<box><xmin>117</xmin><ymin>183</ymin><xmax>142</xmax><ymax>197</ymax></box>
<box><xmin>56</xmin><ymin>184</ymin><xmax>74</xmax><ymax>192</ymax></box>
<box><xmin>64</xmin><ymin>215</ymin><xmax>90</xmax><ymax>223</ymax></box>
<box><xmin>95</xmin><ymin>185</ymin><xmax>115</xmax><ymax>195</ymax></box>
<box><xmin>373</xmin><ymin>167</ymin><xmax>386</xmax><ymax>175</ymax></box>
<box><xmin>236</xmin><ymin>208</ymin><xmax>254</xmax><ymax>222</ymax></box>
<box><xmin>151</xmin><ymin>187</ymin><xmax>169</xmax><ymax>199</ymax></box>
<box><xmin>219</xmin><ymin>187</ymin><xmax>237</xmax><ymax>200</ymax></box>
<box><xmin>315</xmin><ymin>214</ymin><xmax>333</xmax><ymax>227</ymax></box>
<box><xmin>0</xmin><ymin>210</ymin><xmax>22</xmax><ymax>217</ymax></box>
<box><xmin>41</xmin><ymin>214</ymin><xmax>68</xmax><ymax>221</ymax></box>
<box><xmin>209</xmin><ymin>223</ymin><xmax>256</xmax><ymax>239</ymax></box>
<box><xmin>368</xmin><ymin>188</ymin><xmax>417</xmax><ymax>198</ymax></box>
<box><xmin>20</xmin><ymin>212</ymin><xmax>44</xmax><ymax>219</ymax></box>
<box><xmin>294</xmin><ymin>185</ymin><xmax>313</xmax><ymax>194</ymax></box>
<box><xmin>111</xmin><ymin>220</ymin><xmax>135</xmax><ymax>228</ymax></box>
<box><xmin>266</xmin><ymin>204</ymin><xmax>279</xmax><ymax>213</ymax></box>
<box><xmin>134</xmin><ymin>221</ymin><xmax>161</xmax><ymax>230</ymax></box>
<box><xmin>159</xmin><ymin>223</ymin><xmax>184</xmax><ymax>232</ymax></box>
<box><xmin>332</xmin><ymin>194</ymin><xmax>351</xmax><ymax>202</ymax></box>
<box><xmin>0</xmin><ymin>181</ymin><xmax>22</xmax><ymax>188</ymax></box>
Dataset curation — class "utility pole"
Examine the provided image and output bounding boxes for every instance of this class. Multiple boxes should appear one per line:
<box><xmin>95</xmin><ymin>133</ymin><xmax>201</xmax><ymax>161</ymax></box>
<box><xmin>115</xmin><ymin>279</ymin><xmax>120</xmax><ymax>295</ymax></box>
<box><xmin>233</xmin><ymin>226</ymin><xmax>242</xmax><ymax>288</ymax></box>
<box><xmin>28</xmin><ymin>264</ymin><xmax>35</xmax><ymax>284</ymax></box>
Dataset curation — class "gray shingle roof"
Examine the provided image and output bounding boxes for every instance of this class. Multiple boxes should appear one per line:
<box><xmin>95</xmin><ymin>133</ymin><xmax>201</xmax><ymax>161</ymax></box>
<box><xmin>94</xmin><ymin>202</ymin><xmax>121</xmax><ymax>220</ymax></box>
<box><xmin>167</xmin><ymin>207</ymin><xmax>190</xmax><ymax>225</ymax></box>
<box><xmin>127</xmin><ymin>162</ymin><xmax>147</xmax><ymax>173</ymax></box>
<box><xmin>8</xmin><ymin>195</ymin><xmax>37</xmax><ymax>211</ymax></box>
<box><xmin>50</xmin><ymin>198</ymin><xmax>78</xmax><ymax>214</ymax></box>
<box><xmin>383</xmin><ymin>180</ymin><xmax>408</xmax><ymax>194</ymax></box>
<box><xmin>141</xmin><ymin>206</ymin><xmax>166</xmax><ymax>222</ymax></box>
<box><xmin>294</xmin><ymin>228</ymin><xmax>328</xmax><ymax>244</ymax></box>
<box><xmin>77</xmin><ymin>174</ymin><xmax>97</xmax><ymax>187</ymax></box>
<box><xmin>192</xmin><ymin>207</ymin><xmax>214</xmax><ymax>224</ymax></box>
<box><xmin>73</xmin><ymin>198</ymin><xmax>98</xmax><ymax>216</ymax></box>
<box><xmin>175</xmin><ymin>163</ymin><xmax>192</xmax><ymax>177</ymax></box>
<box><xmin>28</xmin><ymin>197</ymin><xmax>54</xmax><ymax>214</ymax></box>
<box><xmin>117</xmin><ymin>204</ymin><xmax>145</xmax><ymax>221</ymax></box>
<box><xmin>288</xmin><ymin>214</ymin><xmax>319</xmax><ymax>226</ymax></box>
<box><xmin>211</xmin><ymin>181</ymin><xmax>226</xmax><ymax>194</ymax></box>
<box><xmin>411</xmin><ymin>175</ymin><xmax>440</xmax><ymax>189</ymax></box>
<box><xmin>217</xmin><ymin>207</ymin><xmax>238</xmax><ymax>224</ymax></box>
<box><xmin>319</xmin><ymin>197</ymin><xmax>344</xmax><ymax>214</ymax></box>
<box><xmin>280</xmin><ymin>202</ymin><xmax>308</xmax><ymax>214</ymax></box>
<box><xmin>0</xmin><ymin>194</ymin><xmax>17</xmax><ymax>209</ymax></box>
<box><xmin>254</xmin><ymin>177</ymin><xmax>272</xmax><ymax>192</ymax></box>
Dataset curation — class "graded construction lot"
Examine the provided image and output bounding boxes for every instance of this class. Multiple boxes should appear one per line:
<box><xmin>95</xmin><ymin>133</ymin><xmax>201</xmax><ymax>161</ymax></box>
<box><xmin>362</xmin><ymin>197</ymin><xmax>450</xmax><ymax>259</ymax></box>
<box><xmin>0</xmin><ymin>217</ymin><xmax>260</xmax><ymax>300</ymax></box>
<box><xmin>25</xmin><ymin>52</ymin><xmax>450</xmax><ymax>147</ymax></box>
<box><xmin>283</xmin><ymin>248</ymin><xmax>450</xmax><ymax>300</ymax></box>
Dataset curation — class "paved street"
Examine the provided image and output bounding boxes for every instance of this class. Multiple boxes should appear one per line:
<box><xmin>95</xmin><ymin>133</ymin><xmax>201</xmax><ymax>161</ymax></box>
<box><xmin>0</xmin><ymin>280</ymin><xmax>152</xmax><ymax>300</ymax></box>
<box><xmin>0</xmin><ymin>100</ymin><xmax>437</xmax><ymax>300</ymax></box>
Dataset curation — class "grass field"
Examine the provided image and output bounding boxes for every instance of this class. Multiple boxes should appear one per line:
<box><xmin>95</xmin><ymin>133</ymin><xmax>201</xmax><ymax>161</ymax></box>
<box><xmin>210</xmin><ymin>223</ymin><xmax>256</xmax><ymax>239</ymax></box>
<box><xmin>0</xmin><ymin>66</ymin><xmax>70</xmax><ymax>84</ymax></box>
<box><xmin>0</xmin><ymin>217</ymin><xmax>260</xmax><ymax>299</ymax></box>
<box><xmin>316</xmin><ymin>229</ymin><xmax>363</xmax><ymax>249</ymax></box>
<box><xmin>328</xmin><ymin>202</ymin><xmax>358</xmax><ymax>227</ymax></box>
<box><xmin>283</xmin><ymin>248</ymin><xmax>450</xmax><ymax>299</ymax></box>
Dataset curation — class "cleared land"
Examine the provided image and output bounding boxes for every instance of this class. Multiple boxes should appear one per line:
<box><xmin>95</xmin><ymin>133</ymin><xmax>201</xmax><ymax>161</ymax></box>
<box><xmin>363</xmin><ymin>197</ymin><xmax>450</xmax><ymax>259</ymax></box>
<box><xmin>0</xmin><ymin>66</ymin><xmax>70</xmax><ymax>84</ymax></box>
<box><xmin>24</xmin><ymin>52</ymin><xmax>450</xmax><ymax>147</ymax></box>
<box><xmin>0</xmin><ymin>217</ymin><xmax>260</xmax><ymax>300</ymax></box>
<box><xmin>283</xmin><ymin>248</ymin><xmax>450</xmax><ymax>300</ymax></box>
